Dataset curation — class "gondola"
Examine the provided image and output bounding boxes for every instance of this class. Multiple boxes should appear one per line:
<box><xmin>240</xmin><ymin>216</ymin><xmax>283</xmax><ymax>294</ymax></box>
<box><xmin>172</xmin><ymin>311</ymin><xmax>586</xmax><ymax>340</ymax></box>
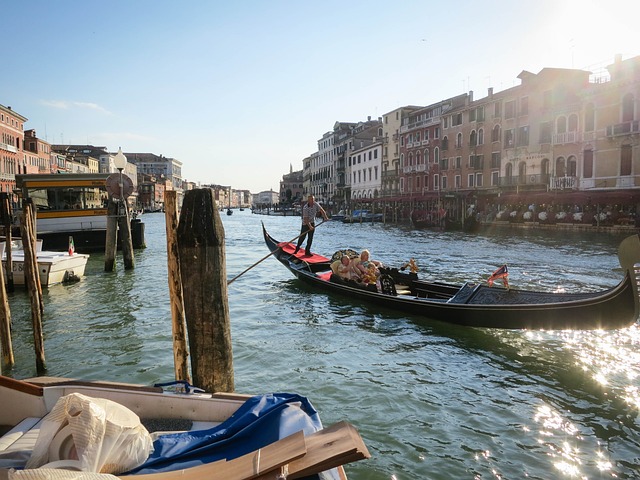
<box><xmin>263</xmin><ymin>224</ymin><xmax>640</xmax><ymax>330</ymax></box>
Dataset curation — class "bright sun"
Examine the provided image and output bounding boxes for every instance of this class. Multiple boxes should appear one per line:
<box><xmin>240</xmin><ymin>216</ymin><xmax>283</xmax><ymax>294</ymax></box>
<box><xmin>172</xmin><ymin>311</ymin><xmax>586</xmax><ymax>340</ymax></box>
<box><xmin>558</xmin><ymin>0</ymin><xmax>639</xmax><ymax>68</ymax></box>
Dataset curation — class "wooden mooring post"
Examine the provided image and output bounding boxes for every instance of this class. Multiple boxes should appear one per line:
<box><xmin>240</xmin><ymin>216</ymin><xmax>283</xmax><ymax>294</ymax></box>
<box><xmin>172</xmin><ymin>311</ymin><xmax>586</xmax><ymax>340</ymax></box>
<box><xmin>164</xmin><ymin>191</ymin><xmax>191</xmax><ymax>383</ymax></box>
<box><xmin>177</xmin><ymin>188</ymin><xmax>234</xmax><ymax>393</ymax></box>
<box><xmin>105</xmin><ymin>199</ymin><xmax>118</xmax><ymax>272</ymax></box>
<box><xmin>20</xmin><ymin>201</ymin><xmax>45</xmax><ymax>373</ymax></box>
<box><xmin>0</xmin><ymin>193</ymin><xmax>14</xmax><ymax>292</ymax></box>
<box><xmin>0</xmin><ymin>235</ymin><xmax>13</xmax><ymax>372</ymax></box>
<box><xmin>105</xmin><ymin>192</ymin><xmax>135</xmax><ymax>271</ymax></box>
<box><xmin>118</xmin><ymin>200</ymin><xmax>135</xmax><ymax>270</ymax></box>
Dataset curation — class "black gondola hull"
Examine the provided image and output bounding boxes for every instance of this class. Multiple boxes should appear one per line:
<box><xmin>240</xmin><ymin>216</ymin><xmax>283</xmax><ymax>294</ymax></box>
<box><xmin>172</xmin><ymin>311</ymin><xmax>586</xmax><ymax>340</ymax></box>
<box><xmin>263</xmin><ymin>225</ymin><xmax>640</xmax><ymax>330</ymax></box>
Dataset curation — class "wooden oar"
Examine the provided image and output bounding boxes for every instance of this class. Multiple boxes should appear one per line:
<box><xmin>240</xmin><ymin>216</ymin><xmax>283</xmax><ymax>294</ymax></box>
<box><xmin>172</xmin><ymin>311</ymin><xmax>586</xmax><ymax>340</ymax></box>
<box><xmin>227</xmin><ymin>219</ymin><xmax>327</xmax><ymax>285</ymax></box>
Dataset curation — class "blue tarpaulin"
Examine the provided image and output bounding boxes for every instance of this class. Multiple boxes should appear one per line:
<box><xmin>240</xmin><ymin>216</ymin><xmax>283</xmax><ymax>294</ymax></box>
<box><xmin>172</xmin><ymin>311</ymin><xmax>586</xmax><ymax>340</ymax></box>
<box><xmin>127</xmin><ymin>392</ymin><xmax>338</xmax><ymax>479</ymax></box>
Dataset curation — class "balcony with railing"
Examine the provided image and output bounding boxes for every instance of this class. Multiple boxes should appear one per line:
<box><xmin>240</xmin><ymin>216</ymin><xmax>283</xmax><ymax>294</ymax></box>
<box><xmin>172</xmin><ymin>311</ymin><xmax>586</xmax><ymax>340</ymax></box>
<box><xmin>606</xmin><ymin>120</ymin><xmax>639</xmax><ymax>137</ymax></box>
<box><xmin>552</xmin><ymin>131</ymin><xmax>582</xmax><ymax>145</ymax></box>
<box><xmin>0</xmin><ymin>142</ymin><xmax>17</xmax><ymax>153</ymax></box>
<box><xmin>549</xmin><ymin>175</ymin><xmax>577</xmax><ymax>190</ymax></box>
<box><xmin>399</xmin><ymin>116</ymin><xmax>437</xmax><ymax>133</ymax></box>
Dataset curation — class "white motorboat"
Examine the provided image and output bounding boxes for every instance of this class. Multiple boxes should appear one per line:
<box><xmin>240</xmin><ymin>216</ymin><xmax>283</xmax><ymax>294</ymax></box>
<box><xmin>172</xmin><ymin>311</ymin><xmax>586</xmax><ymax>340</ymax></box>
<box><xmin>0</xmin><ymin>240</ymin><xmax>89</xmax><ymax>287</ymax></box>
<box><xmin>0</xmin><ymin>376</ymin><xmax>370</xmax><ymax>478</ymax></box>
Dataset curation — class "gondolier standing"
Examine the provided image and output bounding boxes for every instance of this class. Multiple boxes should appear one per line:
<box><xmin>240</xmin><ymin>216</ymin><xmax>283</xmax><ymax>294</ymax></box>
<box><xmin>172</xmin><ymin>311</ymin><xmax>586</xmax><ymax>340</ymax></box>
<box><xmin>294</xmin><ymin>195</ymin><xmax>328</xmax><ymax>256</ymax></box>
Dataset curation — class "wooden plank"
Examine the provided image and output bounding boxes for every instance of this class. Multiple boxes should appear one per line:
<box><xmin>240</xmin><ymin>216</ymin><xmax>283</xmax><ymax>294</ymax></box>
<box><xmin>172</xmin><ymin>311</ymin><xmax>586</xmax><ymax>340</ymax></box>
<box><xmin>0</xmin><ymin>376</ymin><xmax>43</xmax><ymax>397</ymax></box>
<box><xmin>120</xmin><ymin>430</ymin><xmax>307</xmax><ymax>480</ymax></box>
<box><xmin>276</xmin><ymin>421</ymin><xmax>370</xmax><ymax>480</ymax></box>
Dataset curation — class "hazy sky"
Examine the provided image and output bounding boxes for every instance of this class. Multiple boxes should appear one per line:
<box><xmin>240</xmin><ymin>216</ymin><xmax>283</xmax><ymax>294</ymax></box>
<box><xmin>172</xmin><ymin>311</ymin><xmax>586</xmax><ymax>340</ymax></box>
<box><xmin>3</xmin><ymin>0</ymin><xmax>638</xmax><ymax>193</ymax></box>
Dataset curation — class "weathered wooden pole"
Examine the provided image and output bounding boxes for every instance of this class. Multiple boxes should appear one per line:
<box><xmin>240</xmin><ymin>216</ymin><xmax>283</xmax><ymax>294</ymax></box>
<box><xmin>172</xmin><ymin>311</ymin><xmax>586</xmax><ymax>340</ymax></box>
<box><xmin>118</xmin><ymin>200</ymin><xmax>135</xmax><ymax>270</ymax></box>
<box><xmin>0</xmin><ymin>239</ymin><xmax>13</xmax><ymax>371</ymax></box>
<box><xmin>177</xmin><ymin>188</ymin><xmax>234</xmax><ymax>393</ymax></box>
<box><xmin>0</xmin><ymin>194</ymin><xmax>14</xmax><ymax>292</ymax></box>
<box><xmin>104</xmin><ymin>199</ymin><xmax>118</xmax><ymax>272</ymax></box>
<box><xmin>164</xmin><ymin>190</ymin><xmax>191</xmax><ymax>383</ymax></box>
<box><xmin>21</xmin><ymin>203</ymin><xmax>45</xmax><ymax>373</ymax></box>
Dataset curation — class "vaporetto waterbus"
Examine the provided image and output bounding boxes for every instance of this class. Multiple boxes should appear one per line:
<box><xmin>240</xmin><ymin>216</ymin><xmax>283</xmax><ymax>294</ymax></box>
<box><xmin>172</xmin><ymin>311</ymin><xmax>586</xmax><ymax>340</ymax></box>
<box><xmin>15</xmin><ymin>173</ymin><xmax>145</xmax><ymax>252</ymax></box>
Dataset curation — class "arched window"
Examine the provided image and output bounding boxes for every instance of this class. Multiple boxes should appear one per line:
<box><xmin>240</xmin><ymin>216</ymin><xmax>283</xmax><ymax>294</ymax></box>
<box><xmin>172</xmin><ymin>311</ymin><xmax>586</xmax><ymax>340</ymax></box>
<box><xmin>400</xmin><ymin>153</ymin><xmax>404</xmax><ymax>167</ymax></box>
<box><xmin>505</xmin><ymin>163</ymin><xmax>513</xmax><ymax>183</ymax></box>
<box><xmin>434</xmin><ymin>147</ymin><xmax>440</xmax><ymax>163</ymax></box>
<box><xmin>557</xmin><ymin>116</ymin><xmax>567</xmax><ymax>134</ymax></box>
<box><xmin>567</xmin><ymin>155</ymin><xmax>577</xmax><ymax>176</ymax></box>
<box><xmin>568</xmin><ymin>114</ymin><xmax>578</xmax><ymax>132</ymax></box>
<box><xmin>491</xmin><ymin>125</ymin><xmax>501</xmax><ymax>142</ymax></box>
<box><xmin>424</xmin><ymin>148</ymin><xmax>429</xmax><ymax>163</ymax></box>
<box><xmin>478</xmin><ymin>128</ymin><xmax>484</xmax><ymax>145</ymax></box>
<box><xmin>622</xmin><ymin>93</ymin><xmax>635</xmax><ymax>122</ymax></box>
<box><xmin>408</xmin><ymin>152</ymin><xmax>413</xmax><ymax>166</ymax></box>
<box><xmin>469</xmin><ymin>130</ymin><xmax>477</xmax><ymax>147</ymax></box>
<box><xmin>456</xmin><ymin>132</ymin><xmax>463</xmax><ymax>148</ymax></box>
<box><xmin>518</xmin><ymin>162</ymin><xmax>527</xmax><ymax>182</ymax></box>
<box><xmin>541</xmin><ymin>158</ymin><xmax>550</xmax><ymax>176</ymax></box>
<box><xmin>416</xmin><ymin>151</ymin><xmax>422</xmax><ymax>165</ymax></box>
<box><xmin>556</xmin><ymin>157</ymin><xmax>566</xmax><ymax>177</ymax></box>
<box><xmin>442</xmin><ymin>136</ymin><xmax>449</xmax><ymax>150</ymax></box>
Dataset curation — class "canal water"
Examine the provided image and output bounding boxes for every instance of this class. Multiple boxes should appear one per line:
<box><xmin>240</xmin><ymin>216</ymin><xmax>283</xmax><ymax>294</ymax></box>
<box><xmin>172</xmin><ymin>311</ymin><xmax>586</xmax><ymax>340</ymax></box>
<box><xmin>5</xmin><ymin>211</ymin><xmax>640</xmax><ymax>479</ymax></box>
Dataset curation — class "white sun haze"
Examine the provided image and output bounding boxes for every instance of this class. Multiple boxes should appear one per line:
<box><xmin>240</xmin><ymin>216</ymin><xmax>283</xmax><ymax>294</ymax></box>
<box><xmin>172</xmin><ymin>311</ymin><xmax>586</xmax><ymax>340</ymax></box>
<box><xmin>545</xmin><ymin>0</ymin><xmax>639</xmax><ymax>68</ymax></box>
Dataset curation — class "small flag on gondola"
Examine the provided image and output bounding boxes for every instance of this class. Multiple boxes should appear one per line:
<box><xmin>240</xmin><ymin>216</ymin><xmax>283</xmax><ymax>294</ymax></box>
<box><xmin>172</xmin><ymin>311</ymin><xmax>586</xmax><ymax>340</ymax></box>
<box><xmin>488</xmin><ymin>264</ymin><xmax>508</xmax><ymax>288</ymax></box>
<box><xmin>68</xmin><ymin>236</ymin><xmax>75</xmax><ymax>256</ymax></box>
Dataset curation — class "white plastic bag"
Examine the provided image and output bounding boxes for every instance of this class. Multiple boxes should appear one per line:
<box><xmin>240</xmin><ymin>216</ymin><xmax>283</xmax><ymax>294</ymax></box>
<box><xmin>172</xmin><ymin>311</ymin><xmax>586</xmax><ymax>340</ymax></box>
<box><xmin>25</xmin><ymin>393</ymin><xmax>153</xmax><ymax>474</ymax></box>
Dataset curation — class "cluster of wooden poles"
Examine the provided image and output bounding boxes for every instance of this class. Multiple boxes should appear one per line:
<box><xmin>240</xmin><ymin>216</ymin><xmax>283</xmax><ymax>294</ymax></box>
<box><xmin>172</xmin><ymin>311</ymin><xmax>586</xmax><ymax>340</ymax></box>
<box><xmin>0</xmin><ymin>193</ymin><xmax>139</xmax><ymax>377</ymax></box>
<box><xmin>0</xmin><ymin>187</ymin><xmax>262</xmax><ymax>394</ymax></box>
<box><xmin>0</xmin><ymin>199</ymin><xmax>45</xmax><ymax>374</ymax></box>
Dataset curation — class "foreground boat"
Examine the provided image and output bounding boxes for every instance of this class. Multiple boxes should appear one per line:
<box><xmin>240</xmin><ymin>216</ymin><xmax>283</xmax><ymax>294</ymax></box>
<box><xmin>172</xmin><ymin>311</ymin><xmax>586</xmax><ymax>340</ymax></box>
<box><xmin>0</xmin><ymin>240</ymin><xmax>89</xmax><ymax>286</ymax></box>
<box><xmin>263</xmin><ymin>224</ymin><xmax>640</xmax><ymax>330</ymax></box>
<box><xmin>0</xmin><ymin>375</ymin><xmax>369</xmax><ymax>479</ymax></box>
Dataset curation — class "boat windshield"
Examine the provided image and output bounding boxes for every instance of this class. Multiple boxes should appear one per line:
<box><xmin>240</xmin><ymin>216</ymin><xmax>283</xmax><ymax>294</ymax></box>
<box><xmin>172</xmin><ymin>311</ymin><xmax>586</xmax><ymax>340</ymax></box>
<box><xmin>27</xmin><ymin>186</ymin><xmax>108</xmax><ymax>211</ymax></box>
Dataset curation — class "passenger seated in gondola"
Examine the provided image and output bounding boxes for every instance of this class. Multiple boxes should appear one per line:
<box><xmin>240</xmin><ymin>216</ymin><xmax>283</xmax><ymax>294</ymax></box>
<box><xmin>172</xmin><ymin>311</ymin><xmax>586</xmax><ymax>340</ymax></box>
<box><xmin>330</xmin><ymin>254</ymin><xmax>355</xmax><ymax>279</ymax></box>
<box><xmin>355</xmin><ymin>249</ymin><xmax>383</xmax><ymax>278</ymax></box>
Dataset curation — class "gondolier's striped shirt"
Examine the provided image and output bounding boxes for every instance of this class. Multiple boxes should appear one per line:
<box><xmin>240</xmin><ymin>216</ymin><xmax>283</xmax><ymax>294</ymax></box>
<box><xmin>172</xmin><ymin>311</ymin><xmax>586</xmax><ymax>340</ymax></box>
<box><xmin>302</xmin><ymin>203</ymin><xmax>323</xmax><ymax>225</ymax></box>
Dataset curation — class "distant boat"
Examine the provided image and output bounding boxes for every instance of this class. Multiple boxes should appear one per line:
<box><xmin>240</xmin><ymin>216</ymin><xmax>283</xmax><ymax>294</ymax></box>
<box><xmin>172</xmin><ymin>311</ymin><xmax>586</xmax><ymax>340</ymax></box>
<box><xmin>331</xmin><ymin>210</ymin><xmax>346</xmax><ymax>221</ymax></box>
<box><xmin>0</xmin><ymin>239</ymin><xmax>89</xmax><ymax>286</ymax></box>
<box><xmin>15</xmin><ymin>173</ymin><xmax>145</xmax><ymax>253</ymax></box>
<box><xmin>342</xmin><ymin>210</ymin><xmax>383</xmax><ymax>223</ymax></box>
<box><xmin>227</xmin><ymin>208</ymin><xmax>233</xmax><ymax>216</ymax></box>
